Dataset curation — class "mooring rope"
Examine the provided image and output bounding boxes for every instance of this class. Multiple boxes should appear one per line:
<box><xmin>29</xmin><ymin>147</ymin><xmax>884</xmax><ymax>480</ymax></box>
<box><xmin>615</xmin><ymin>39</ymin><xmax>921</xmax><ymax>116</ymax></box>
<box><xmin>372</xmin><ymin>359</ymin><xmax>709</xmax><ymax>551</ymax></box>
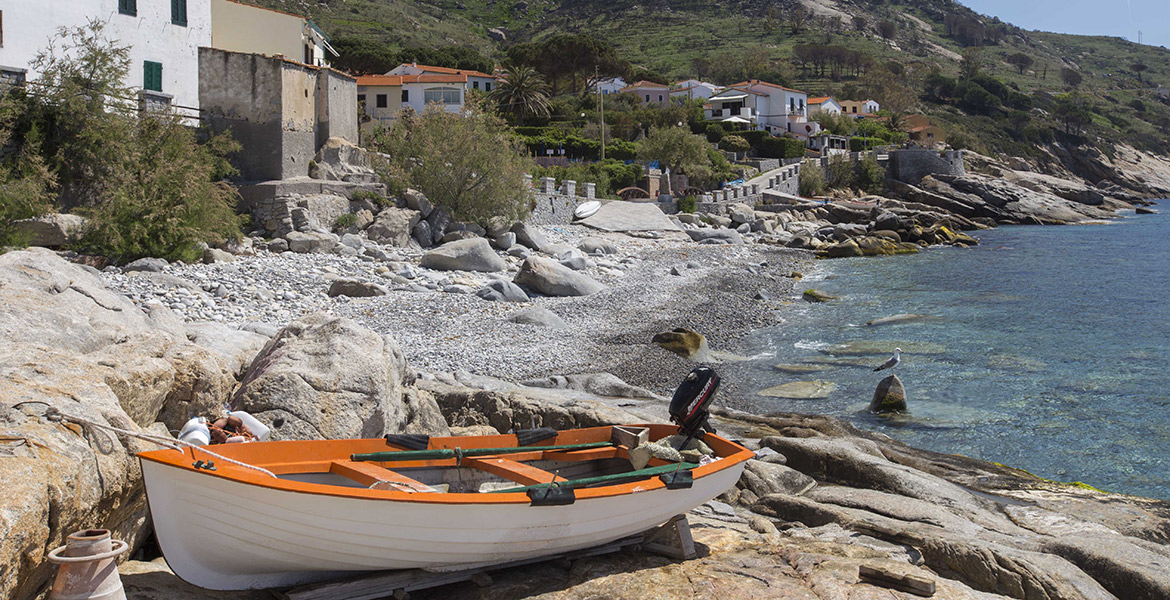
<box><xmin>41</xmin><ymin>406</ymin><xmax>278</xmax><ymax>479</ymax></box>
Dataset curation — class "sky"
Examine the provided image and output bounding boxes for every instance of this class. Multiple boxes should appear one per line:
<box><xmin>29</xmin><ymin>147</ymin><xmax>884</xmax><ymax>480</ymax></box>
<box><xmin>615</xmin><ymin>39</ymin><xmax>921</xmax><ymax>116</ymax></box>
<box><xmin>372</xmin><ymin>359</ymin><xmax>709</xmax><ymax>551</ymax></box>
<box><xmin>958</xmin><ymin>0</ymin><xmax>1170</xmax><ymax>49</ymax></box>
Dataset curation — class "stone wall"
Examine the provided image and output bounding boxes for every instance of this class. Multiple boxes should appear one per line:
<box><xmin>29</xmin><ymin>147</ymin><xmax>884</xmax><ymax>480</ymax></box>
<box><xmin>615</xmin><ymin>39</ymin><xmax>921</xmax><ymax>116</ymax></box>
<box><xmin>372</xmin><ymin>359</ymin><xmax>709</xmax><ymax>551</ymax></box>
<box><xmin>198</xmin><ymin>47</ymin><xmax>357</xmax><ymax>182</ymax></box>
<box><xmin>526</xmin><ymin>177</ymin><xmax>598</xmax><ymax>226</ymax></box>
<box><xmin>888</xmin><ymin>148</ymin><xmax>965</xmax><ymax>184</ymax></box>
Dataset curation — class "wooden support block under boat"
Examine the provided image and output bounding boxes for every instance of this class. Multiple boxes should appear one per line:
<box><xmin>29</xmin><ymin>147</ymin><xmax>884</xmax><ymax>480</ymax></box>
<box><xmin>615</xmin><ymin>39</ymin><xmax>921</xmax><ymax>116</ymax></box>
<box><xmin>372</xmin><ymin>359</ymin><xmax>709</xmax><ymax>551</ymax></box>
<box><xmin>279</xmin><ymin>516</ymin><xmax>696</xmax><ymax>600</ymax></box>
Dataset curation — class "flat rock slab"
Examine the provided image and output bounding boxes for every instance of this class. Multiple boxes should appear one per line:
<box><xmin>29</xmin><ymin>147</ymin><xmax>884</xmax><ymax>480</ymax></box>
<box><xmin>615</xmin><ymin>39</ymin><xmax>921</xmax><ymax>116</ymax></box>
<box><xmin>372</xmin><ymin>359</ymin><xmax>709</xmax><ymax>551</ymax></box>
<box><xmin>823</xmin><ymin>341</ymin><xmax>946</xmax><ymax>356</ymax></box>
<box><xmin>773</xmin><ymin>363</ymin><xmax>832</xmax><ymax>374</ymax></box>
<box><xmin>758</xmin><ymin>380</ymin><xmax>838</xmax><ymax>399</ymax></box>
<box><xmin>579</xmin><ymin>201</ymin><xmax>681</xmax><ymax>232</ymax></box>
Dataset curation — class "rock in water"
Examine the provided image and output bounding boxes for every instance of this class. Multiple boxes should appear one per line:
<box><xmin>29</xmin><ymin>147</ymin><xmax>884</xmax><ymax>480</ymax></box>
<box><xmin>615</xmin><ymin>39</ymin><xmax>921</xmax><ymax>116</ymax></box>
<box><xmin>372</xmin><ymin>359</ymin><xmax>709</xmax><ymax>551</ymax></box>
<box><xmin>651</xmin><ymin>328</ymin><xmax>712</xmax><ymax>361</ymax></box>
<box><xmin>870</xmin><ymin>374</ymin><xmax>907</xmax><ymax>412</ymax></box>
<box><xmin>803</xmin><ymin>289</ymin><xmax>839</xmax><ymax>303</ymax></box>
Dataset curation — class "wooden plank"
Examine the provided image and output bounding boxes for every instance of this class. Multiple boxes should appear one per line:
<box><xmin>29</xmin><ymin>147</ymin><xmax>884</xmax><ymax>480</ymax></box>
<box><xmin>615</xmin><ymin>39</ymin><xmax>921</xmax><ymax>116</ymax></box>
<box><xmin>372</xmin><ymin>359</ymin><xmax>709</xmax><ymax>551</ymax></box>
<box><xmin>858</xmin><ymin>565</ymin><xmax>936</xmax><ymax>597</ymax></box>
<box><xmin>461</xmin><ymin>457</ymin><xmax>558</xmax><ymax>486</ymax></box>
<box><xmin>642</xmin><ymin>514</ymin><xmax>696</xmax><ymax>560</ymax></box>
<box><xmin>329</xmin><ymin>461</ymin><xmax>434</xmax><ymax>493</ymax></box>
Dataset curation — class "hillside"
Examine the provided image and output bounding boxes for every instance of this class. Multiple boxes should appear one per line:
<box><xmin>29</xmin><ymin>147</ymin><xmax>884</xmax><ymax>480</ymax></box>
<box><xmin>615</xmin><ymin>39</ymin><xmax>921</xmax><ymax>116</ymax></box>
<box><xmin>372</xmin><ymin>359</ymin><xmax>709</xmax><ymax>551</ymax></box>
<box><xmin>253</xmin><ymin>0</ymin><xmax>1170</xmax><ymax>162</ymax></box>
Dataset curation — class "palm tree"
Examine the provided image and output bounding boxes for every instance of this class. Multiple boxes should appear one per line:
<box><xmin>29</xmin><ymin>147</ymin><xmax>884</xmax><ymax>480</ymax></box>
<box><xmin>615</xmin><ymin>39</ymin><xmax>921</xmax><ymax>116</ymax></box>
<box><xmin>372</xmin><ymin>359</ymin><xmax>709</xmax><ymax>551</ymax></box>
<box><xmin>490</xmin><ymin>65</ymin><xmax>551</xmax><ymax>125</ymax></box>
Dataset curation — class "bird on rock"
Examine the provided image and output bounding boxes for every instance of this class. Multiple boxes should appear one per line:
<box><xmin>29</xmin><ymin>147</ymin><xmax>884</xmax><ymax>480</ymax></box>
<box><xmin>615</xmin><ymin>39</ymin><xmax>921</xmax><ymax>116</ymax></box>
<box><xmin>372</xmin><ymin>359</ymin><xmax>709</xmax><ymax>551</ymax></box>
<box><xmin>874</xmin><ymin>348</ymin><xmax>901</xmax><ymax>372</ymax></box>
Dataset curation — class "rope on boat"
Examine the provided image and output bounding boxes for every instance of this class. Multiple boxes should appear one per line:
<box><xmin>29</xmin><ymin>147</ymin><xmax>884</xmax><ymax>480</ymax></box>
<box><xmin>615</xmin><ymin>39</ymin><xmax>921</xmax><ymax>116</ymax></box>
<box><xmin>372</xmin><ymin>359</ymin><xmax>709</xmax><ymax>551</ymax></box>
<box><xmin>41</xmin><ymin>407</ymin><xmax>278</xmax><ymax>479</ymax></box>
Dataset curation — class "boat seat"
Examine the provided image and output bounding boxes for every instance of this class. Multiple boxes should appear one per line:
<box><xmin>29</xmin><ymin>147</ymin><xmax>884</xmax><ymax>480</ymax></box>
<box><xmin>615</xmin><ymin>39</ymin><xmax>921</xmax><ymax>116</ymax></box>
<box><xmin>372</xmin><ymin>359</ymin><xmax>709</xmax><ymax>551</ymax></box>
<box><xmin>461</xmin><ymin>457</ymin><xmax>559</xmax><ymax>486</ymax></box>
<box><xmin>330</xmin><ymin>460</ymin><xmax>436</xmax><ymax>493</ymax></box>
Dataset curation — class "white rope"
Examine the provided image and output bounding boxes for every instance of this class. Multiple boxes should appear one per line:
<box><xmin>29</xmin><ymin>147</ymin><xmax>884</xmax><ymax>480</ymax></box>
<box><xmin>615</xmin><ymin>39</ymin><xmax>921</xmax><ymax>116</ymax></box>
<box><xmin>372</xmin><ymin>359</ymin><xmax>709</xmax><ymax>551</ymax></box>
<box><xmin>46</xmin><ymin>408</ymin><xmax>278</xmax><ymax>479</ymax></box>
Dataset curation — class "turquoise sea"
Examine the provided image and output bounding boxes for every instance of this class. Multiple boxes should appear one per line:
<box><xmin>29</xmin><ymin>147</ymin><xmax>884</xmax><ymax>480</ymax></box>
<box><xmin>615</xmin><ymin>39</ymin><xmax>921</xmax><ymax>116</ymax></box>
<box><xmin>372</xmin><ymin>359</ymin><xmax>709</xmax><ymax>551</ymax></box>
<box><xmin>734</xmin><ymin>208</ymin><xmax>1170</xmax><ymax>500</ymax></box>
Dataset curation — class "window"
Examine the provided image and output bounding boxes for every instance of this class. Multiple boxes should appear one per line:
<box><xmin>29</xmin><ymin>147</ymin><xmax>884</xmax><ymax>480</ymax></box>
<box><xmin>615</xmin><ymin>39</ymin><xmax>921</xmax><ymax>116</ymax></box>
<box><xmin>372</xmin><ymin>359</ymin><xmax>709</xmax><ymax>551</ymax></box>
<box><xmin>644</xmin><ymin>94</ymin><xmax>649</xmax><ymax>102</ymax></box>
<box><xmin>171</xmin><ymin>0</ymin><xmax>187</xmax><ymax>26</ymax></box>
<box><xmin>424</xmin><ymin>87</ymin><xmax>461</xmax><ymax>105</ymax></box>
<box><xmin>852</xmin><ymin>106</ymin><xmax>857</xmax><ymax>113</ymax></box>
<box><xmin>143</xmin><ymin>61</ymin><xmax>162</xmax><ymax>92</ymax></box>
<box><xmin>472</xmin><ymin>81</ymin><xmax>479</xmax><ymax>90</ymax></box>
<box><xmin>376</xmin><ymin>94</ymin><xmax>387</xmax><ymax>108</ymax></box>
<box><xmin>401</xmin><ymin>90</ymin><xmax>409</xmax><ymax>102</ymax></box>
<box><xmin>485</xmin><ymin>82</ymin><xmax>491</xmax><ymax>91</ymax></box>
<box><xmin>304</xmin><ymin>45</ymin><xmax>312</xmax><ymax>65</ymax></box>
<box><xmin>119</xmin><ymin>0</ymin><xmax>137</xmax><ymax>16</ymax></box>
<box><xmin>658</xmin><ymin>94</ymin><xmax>663</xmax><ymax>102</ymax></box>
<box><xmin>357</xmin><ymin>94</ymin><xmax>366</xmax><ymax>107</ymax></box>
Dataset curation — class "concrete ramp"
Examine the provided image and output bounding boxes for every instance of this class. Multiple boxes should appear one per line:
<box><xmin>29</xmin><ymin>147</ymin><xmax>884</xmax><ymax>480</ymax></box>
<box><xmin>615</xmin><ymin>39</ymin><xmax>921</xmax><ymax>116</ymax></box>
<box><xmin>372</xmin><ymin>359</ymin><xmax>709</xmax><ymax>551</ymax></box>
<box><xmin>578</xmin><ymin>201</ymin><xmax>681</xmax><ymax>232</ymax></box>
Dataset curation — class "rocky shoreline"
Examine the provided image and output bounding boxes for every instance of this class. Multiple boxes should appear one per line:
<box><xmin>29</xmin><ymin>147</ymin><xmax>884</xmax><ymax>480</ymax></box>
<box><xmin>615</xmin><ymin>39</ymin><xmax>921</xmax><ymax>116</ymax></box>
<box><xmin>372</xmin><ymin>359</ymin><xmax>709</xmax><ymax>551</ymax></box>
<box><xmin>4</xmin><ymin>153</ymin><xmax>1170</xmax><ymax>599</ymax></box>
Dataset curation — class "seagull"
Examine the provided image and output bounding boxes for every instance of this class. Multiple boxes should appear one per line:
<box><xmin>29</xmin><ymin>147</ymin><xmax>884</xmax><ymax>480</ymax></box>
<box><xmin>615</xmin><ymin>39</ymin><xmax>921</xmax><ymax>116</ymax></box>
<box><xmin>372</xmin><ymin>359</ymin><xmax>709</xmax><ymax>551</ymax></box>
<box><xmin>873</xmin><ymin>348</ymin><xmax>901</xmax><ymax>372</ymax></box>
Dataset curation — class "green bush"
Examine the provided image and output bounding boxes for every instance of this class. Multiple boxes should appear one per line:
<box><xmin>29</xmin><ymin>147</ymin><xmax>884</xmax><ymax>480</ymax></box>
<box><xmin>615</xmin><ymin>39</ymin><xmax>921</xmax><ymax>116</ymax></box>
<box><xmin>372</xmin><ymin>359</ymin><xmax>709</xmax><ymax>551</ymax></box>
<box><xmin>799</xmin><ymin>161</ymin><xmax>826</xmax><ymax>197</ymax></box>
<box><xmin>677</xmin><ymin>195</ymin><xmax>698</xmax><ymax>213</ymax></box>
<box><xmin>605</xmin><ymin>140</ymin><xmax>638</xmax><ymax>161</ymax></box>
<box><xmin>334</xmin><ymin>213</ymin><xmax>358</xmax><ymax>229</ymax></box>
<box><xmin>736</xmin><ymin>130</ymin><xmax>769</xmax><ymax>146</ymax></box>
<box><xmin>855</xmin><ymin>153</ymin><xmax>886</xmax><ymax>193</ymax></box>
<box><xmin>705</xmin><ymin>123</ymin><xmax>725</xmax><ymax>143</ymax></box>
<box><xmin>718</xmin><ymin>135</ymin><xmax>750</xmax><ymax>153</ymax></box>
<box><xmin>351</xmin><ymin>189</ymin><xmax>392</xmax><ymax>207</ymax></box>
<box><xmin>758</xmin><ymin>136</ymin><xmax>807</xmax><ymax>158</ymax></box>
<box><xmin>824</xmin><ymin>154</ymin><xmax>855</xmax><ymax>190</ymax></box>
<box><xmin>849</xmin><ymin>137</ymin><xmax>885</xmax><ymax>152</ymax></box>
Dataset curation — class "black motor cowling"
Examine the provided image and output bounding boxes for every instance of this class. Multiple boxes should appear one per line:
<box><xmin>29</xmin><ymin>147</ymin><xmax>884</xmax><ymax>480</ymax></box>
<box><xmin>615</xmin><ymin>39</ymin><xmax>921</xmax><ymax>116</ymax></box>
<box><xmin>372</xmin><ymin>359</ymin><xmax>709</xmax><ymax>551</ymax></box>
<box><xmin>669</xmin><ymin>366</ymin><xmax>720</xmax><ymax>438</ymax></box>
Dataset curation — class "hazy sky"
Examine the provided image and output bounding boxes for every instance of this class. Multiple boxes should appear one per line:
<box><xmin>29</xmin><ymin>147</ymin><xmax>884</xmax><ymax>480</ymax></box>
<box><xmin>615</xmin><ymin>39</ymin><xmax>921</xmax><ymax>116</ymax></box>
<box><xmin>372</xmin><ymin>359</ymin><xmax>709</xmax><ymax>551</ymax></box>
<box><xmin>958</xmin><ymin>0</ymin><xmax>1169</xmax><ymax>48</ymax></box>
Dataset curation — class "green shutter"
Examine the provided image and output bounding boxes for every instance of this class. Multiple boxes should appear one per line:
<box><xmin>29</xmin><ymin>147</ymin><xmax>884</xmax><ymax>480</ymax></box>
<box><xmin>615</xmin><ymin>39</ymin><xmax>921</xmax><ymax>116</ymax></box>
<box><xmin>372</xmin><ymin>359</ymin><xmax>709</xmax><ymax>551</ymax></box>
<box><xmin>144</xmin><ymin>61</ymin><xmax>162</xmax><ymax>92</ymax></box>
<box><xmin>119</xmin><ymin>0</ymin><xmax>137</xmax><ymax>16</ymax></box>
<box><xmin>172</xmin><ymin>0</ymin><xmax>187</xmax><ymax>26</ymax></box>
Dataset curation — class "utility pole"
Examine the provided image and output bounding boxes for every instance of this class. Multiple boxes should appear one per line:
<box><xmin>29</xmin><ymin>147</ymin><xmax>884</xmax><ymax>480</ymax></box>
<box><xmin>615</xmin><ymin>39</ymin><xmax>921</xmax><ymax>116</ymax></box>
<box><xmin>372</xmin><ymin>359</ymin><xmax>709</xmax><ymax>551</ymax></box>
<box><xmin>597</xmin><ymin>66</ymin><xmax>606</xmax><ymax>162</ymax></box>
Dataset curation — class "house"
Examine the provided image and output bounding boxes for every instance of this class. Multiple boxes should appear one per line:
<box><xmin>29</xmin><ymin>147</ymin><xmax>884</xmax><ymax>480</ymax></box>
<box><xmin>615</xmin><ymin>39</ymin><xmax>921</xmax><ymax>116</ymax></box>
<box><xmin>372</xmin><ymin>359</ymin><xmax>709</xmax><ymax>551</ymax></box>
<box><xmin>595</xmin><ymin>77</ymin><xmax>627</xmax><ymax>95</ymax></box>
<box><xmin>839</xmin><ymin>99</ymin><xmax>881</xmax><ymax>117</ymax></box>
<box><xmin>705</xmin><ymin>80</ymin><xmax>817</xmax><ymax>136</ymax></box>
<box><xmin>904</xmin><ymin>114</ymin><xmax>946</xmax><ymax>147</ymax></box>
<box><xmin>1</xmin><ymin>0</ymin><xmax>213</xmax><ymax>110</ymax></box>
<box><xmin>620</xmin><ymin>80</ymin><xmax>671</xmax><ymax>106</ymax></box>
<box><xmin>808</xmin><ymin>133</ymin><xmax>849</xmax><ymax>155</ymax></box>
<box><xmin>0</xmin><ymin>0</ymin><xmax>337</xmax><ymax>112</ymax></box>
<box><xmin>808</xmin><ymin>97</ymin><xmax>842</xmax><ymax>116</ymax></box>
<box><xmin>210</xmin><ymin>0</ymin><xmax>336</xmax><ymax>67</ymax></box>
<box><xmin>386</xmin><ymin>63</ymin><xmax>498</xmax><ymax>93</ymax></box>
<box><xmin>200</xmin><ymin>47</ymin><xmax>357</xmax><ymax>181</ymax></box>
<box><xmin>670</xmin><ymin>79</ymin><xmax>721</xmax><ymax>101</ymax></box>
<box><xmin>356</xmin><ymin>70</ymin><xmax>497</xmax><ymax>131</ymax></box>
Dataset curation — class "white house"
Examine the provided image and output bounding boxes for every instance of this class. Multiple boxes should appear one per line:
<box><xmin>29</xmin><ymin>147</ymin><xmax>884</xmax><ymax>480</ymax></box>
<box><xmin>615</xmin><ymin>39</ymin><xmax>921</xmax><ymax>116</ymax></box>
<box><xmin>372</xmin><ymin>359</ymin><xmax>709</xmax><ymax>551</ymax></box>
<box><xmin>595</xmin><ymin>77</ymin><xmax>628</xmax><ymax>95</ymax></box>
<box><xmin>670</xmin><ymin>79</ymin><xmax>721</xmax><ymax>102</ymax></box>
<box><xmin>357</xmin><ymin>70</ymin><xmax>498</xmax><ymax>131</ymax></box>
<box><xmin>0</xmin><ymin>0</ymin><xmax>213</xmax><ymax>110</ymax></box>
<box><xmin>808</xmin><ymin>96</ymin><xmax>842</xmax><ymax>116</ymax></box>
<box><xmin>386</xmin><ymin>63</ymin><xmax>498</xmax><ymax>93</ymax></box>
<box><xmin>705</xmin><ymin>80</ymin><xmax>818</xmax><ymax>136</ymax></box>
<box><xmin>839</xmin><ymin>99</ymin><xmax>880</xmax><ymax>117</ymax></box>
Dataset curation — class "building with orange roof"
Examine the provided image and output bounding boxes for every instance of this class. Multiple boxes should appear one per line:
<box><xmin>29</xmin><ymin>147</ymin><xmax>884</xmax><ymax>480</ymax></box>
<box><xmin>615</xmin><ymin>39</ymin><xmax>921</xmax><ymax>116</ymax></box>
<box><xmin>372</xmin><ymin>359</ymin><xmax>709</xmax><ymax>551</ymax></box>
<box><xmin>386</xmin><ymin>63</ymin><xmax>499</xmax><ymax>93</ymax></box>
<box><xmin>904</xmin><ymin>114</ymin><xmax>946</xmax><ymax>146</ymax></box>
<box><xmin>807</xmin><ymin>96</ymin><xmax>842</xmax><ymax>116</ymax></box>
<box><xmin>839</xmin><ymin>99</ymin><xmax>881</xmax><ymax>117</ymax></box>
<box><xmin>705</xmin><ymin>80</ymin><xmax>817</xmax><ymax>136</ymax></box>
<box><xmin>619</xmin><ymin>80</ymin><xmax>672</xmax><ymax>106</ymax></box>
<box><xmin>357</xmin><ymin>68</ymin><xmax>498</xmax><ymax>131</ymax></box>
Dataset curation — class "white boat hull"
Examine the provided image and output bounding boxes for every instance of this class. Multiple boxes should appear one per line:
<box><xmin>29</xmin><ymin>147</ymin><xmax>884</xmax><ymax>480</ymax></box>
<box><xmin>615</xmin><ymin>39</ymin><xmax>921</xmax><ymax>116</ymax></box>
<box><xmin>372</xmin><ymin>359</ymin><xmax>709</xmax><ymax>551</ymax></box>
<box><xmin>141</xmin><ymin>458</ymin><xmax>746</xmax><ymax>590</ymax></box>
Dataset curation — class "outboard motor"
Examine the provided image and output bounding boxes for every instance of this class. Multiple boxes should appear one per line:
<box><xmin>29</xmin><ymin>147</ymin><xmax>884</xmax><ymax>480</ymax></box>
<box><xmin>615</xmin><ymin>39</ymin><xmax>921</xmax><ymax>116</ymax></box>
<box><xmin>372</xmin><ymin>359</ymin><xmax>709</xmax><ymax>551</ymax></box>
<box><xmin>669</xmin><ymin>366</ymin><xmax>720</xmax><ymax>443</ymax></box>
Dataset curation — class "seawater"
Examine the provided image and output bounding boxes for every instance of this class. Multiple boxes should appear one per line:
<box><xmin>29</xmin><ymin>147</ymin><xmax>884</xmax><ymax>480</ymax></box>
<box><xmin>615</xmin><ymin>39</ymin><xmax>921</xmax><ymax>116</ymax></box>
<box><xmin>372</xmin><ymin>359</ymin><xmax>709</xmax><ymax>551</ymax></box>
<box><xmin>735</xmin><ymin>208</ymin><xmax>1170</xmax><ymax>500</ymax></box>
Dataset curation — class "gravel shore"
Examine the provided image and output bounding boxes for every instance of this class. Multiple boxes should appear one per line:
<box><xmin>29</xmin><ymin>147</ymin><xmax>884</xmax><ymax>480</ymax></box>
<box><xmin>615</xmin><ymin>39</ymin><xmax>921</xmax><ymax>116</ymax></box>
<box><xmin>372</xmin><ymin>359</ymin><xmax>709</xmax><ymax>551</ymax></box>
<box><xmin>101</xmin><ymin>224</ymin><xmax>813</xmax><ymax>396</ymax></box>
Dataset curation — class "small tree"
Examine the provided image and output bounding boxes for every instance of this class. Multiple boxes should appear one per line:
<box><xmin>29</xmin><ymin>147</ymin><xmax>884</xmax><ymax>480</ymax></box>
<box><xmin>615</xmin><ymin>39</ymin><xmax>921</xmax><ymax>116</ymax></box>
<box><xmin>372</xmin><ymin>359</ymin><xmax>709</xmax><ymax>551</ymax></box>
<box><xmin>960</xmin><ymin>47</ymin><xmax>983</xmax><ymax>80</ymax></box>
<box><xmin>1054</xmin><ymin>93</ymin><xmax>1092</xmax><ymax>135</ymax></box>
<box><xmin>1006</xmin><ymin>52</ymin><xmax>1034</xmax><ymax>75</ymax></box>
<box><xmin>718</xmin><ymin>135</ymin><xmax>750</xmax><ymax>153</ymax></box>
<box><xmin>1060</xmin><ymin>67</ymin><xmax>1083</xmax><ymax>89</ymax></box>
<box><xmin>637</xmin><ymin>126</ymin><xmax>717</xmax><ymax>186</ymax></box>
<box><xmin>799</xmin><ymin>161</ymin><xmax>825</xmax><ymax>197</ymax></box>
<box><xmin>855</xmin><ymin>152</ymin><xmax>885</xmax><ymax>193</ymax></box>
<box><xmin>824</xmin><ymin>154</ymin><xmax>855</xmax><ymax>190</ymax></box>
<box><xmin>370</xmin><ymin>102</ymin><xmax>533</xmax><ymax>225</ymax></box>
<box><xmin>1132</xmin><ymin>62</ymin><xmax>1149</xmax><ymax>83</ymax></box>
<box><xmin>877</xmin><ymin>20</ymin><xmax>897</xmax><ymax>41</ymax></box>
<box><xmin>786</xmin><ymin>5</ymin><xmax>810</xmax><ymax>34</ymax></box>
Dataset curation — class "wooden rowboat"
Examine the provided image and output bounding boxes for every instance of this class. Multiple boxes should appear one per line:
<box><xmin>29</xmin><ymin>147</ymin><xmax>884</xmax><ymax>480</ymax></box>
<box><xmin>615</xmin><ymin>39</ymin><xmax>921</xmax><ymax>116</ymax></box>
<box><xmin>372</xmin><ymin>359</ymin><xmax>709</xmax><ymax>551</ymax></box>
<box><xmin>138</xmin><ymin>424</ymin><xmax>753</xmax><ymax>590</ymax></box>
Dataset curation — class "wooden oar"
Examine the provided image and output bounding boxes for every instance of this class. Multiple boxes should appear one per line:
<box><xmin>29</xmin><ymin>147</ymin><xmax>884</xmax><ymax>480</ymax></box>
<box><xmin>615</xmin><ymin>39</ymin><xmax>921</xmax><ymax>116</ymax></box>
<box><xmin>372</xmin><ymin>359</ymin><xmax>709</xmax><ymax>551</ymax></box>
<box><xmin>350</xmin><ymin>441</ymin><xmax>613</xmax><ymax>463</ymax></box>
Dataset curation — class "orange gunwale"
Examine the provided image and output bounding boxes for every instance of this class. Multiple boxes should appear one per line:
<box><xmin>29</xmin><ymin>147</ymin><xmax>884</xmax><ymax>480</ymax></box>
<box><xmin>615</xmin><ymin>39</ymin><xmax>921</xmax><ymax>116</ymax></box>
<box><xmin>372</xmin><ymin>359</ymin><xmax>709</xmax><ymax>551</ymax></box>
<box><xmin>138</xmin><ymin>424</ymin><xmax>754</xmax><ymax>504</ymax></box>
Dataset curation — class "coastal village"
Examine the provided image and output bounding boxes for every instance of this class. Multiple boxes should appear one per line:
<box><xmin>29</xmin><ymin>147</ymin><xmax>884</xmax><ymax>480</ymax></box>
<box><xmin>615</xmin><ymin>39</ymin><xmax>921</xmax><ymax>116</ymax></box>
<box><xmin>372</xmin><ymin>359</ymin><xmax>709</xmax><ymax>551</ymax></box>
<box><xmin>4</xmin><ymin>1</ymin><xmax>1170</xmax><ymax>600</ymax></box>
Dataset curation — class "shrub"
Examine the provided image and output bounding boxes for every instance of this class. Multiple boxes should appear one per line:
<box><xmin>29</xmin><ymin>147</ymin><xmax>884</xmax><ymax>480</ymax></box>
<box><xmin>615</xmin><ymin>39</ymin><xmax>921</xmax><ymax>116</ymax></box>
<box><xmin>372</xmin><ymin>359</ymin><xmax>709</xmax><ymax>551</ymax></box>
<box><xmin>705</xmin><ymin>124</ymin><xmax>725</xmax><ymax>143</ymax></box>
<box><xmin>351</xmin><ymin>189</ymin><xmax>392</xmax><ymax>207</ymax></box>
<box><xmin>677</xmin><ymin>195</ymin><xmax>698</xmax><ymax>213</ymax></box>
<box><xmin>757</xmin><ymin>136</ymin><xmax>808</xmax><ymax>159</ymax></box>
<box><xmin>367</xmin><ymin>102</ymin><xmax>533</xmax><ymax>224</ymax></box>
<box><xmin>718</xmin><ymin>135</ymin><xmax>750</xmax><ymax>153</ymax></box>
<box><xmin>824</xmin><ymin>154</ymin><xmax>855</xmax><ymax>190</ymax></box>
<box><xmin>604</xmin><ymin>140</ymin><xmax>638</xmax><ymax>161</ymax></box>
<box><xmin>334</xmin><ymin>213</ymin><xmax>358</xmax><ymax>229</ymax></box>
<box><xmin>849</xmin><ymin>137</ymin><xmax>885</xmax><ymax>152</ymax></box>
<box><xmin>799</xmin><ymin>161</ymin><xmax>825</xmax><ymax>197</ymax></box>
<box><xmin>855</xmin><ymin>153</ymin><xmax>886</xmax><ymax>193</ymax></box>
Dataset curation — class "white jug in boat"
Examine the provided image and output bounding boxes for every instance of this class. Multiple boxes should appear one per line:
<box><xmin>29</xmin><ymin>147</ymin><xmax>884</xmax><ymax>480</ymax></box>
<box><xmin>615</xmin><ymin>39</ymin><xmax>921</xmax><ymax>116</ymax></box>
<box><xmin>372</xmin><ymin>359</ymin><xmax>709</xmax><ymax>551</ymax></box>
<box><xmin>178</xmin><ymin>417</ymin><xmax>210</xmax><ymax>446</ymax></box>
<box><xmin>229</xmin><ymin>411</ymin><xmax>270</xmax><ymax>441</ymax></box>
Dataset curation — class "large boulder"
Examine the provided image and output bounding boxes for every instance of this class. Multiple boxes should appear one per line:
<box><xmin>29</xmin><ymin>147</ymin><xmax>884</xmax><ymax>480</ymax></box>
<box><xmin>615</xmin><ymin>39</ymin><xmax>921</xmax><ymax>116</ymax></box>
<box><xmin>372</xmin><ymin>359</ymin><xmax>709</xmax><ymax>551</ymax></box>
<box><xmin>285</xmin><ymin>231</ymin><xmax>337</xmax><ymax>254</ymax></box>
<box><xmin>475</xmin><ymin>279</ymin><xmax>530</xmax><ymax>303</ymax></box>
<box><xmin>367</xmin><ymin>207</ymin><xmax>422</xmax><ymax>246</ymax></box>
<box><xmin>231</xmin><ymin>313</ymin><xmax>445</xmax><ymax>440</ymax></box>
<box><xmin>11</xmin><ymin>213</ymin><xmax>89</xmax><ymax>247</ymax></box>
<box><xmin>870</xmin><ymin>374</ymin><xmax>907</xmax><ymax>412</ymax></box>
<box><xmin>0</xmin><ymin>249</ymin><xmax>238</xmax><ymax>600</ymax></box>
<box><xmin>403</xmin><ymin>188</ymin><xmax>434</xmax><ymax>218</ymax></box>
<box><xmin>686</xmin><ymin>228</ymin><xmax>744</xmax><ymax>244</ymax></box>
<box><xmin>651</xmin><ymin>328</ymin><xmax>712</xmax><ymax>361</ymax></box>
<box><xmin>327</xmin><ymin>278</ymin><xmax>389</xmax><ymax>297</ymax></box>
<box><xmin>309</xmin><ymin>137</ymin><xmax>378</xmax><ymax>183</ymax></box>
<box><xmin>420</xmin><ymin>238</ymin><xmax>507</xmax><ymax>272</ymax></box>
<box><xmin>513</xmin><ymin>256</ymin><xmax>604</xmax><ymax>297</ymax></box>
<box><xmin>510</xmin><ymin>222</ymin><xmax>550</xmax><ymax>252</ymax></box>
